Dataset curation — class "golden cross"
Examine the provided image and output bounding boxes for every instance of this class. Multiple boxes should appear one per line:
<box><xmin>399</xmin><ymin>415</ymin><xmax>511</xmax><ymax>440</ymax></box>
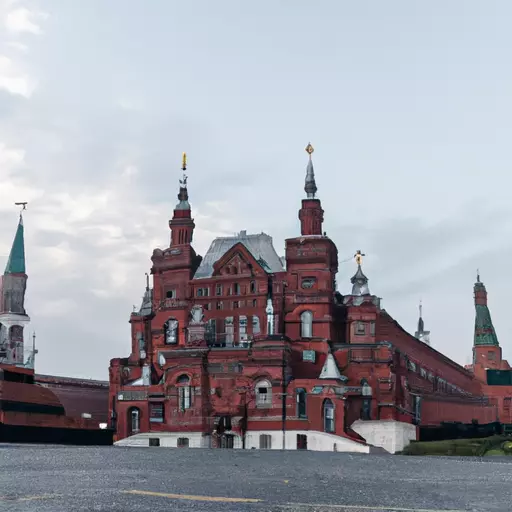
<box><xmin>354</xmin><ymin>250</ymin><xmax>365</xmax><ymax>266</ymax></box>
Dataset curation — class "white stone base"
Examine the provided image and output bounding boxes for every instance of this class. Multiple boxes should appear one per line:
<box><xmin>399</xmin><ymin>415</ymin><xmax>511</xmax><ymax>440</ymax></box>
<box><xmin>115</xmin><ymin>430</ymin><xmax>370</xmax><ymax>453</ymax></box>
<box><xmin>350</xmin><ymin>420</ymin><xmax>417</xmax><ymax>454</ymax></box>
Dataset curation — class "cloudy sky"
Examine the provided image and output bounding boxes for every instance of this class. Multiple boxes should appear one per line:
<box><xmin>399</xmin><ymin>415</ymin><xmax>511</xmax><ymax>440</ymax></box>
<box><xmin>1</xmin><ymin>0</ymin><xmax>511</xmax><ymax>380</ymax></box>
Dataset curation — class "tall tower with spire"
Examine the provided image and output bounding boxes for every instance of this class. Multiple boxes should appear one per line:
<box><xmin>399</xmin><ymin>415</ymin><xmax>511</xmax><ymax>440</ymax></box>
<box><xmin>169</xmin><ymin>152</ymin><xmax>195</xmax><ymax>247</ymax></box>
<box><xmin>0</xmin><ymin>212</ymin><xmax>31</xmax><ymax>366</ymax></box>
<box><xmin>472</xmin><ymin>272</ymin><xmax>502</xmax><ymax>379</ymax></box>
<box><xmin>150</xmin><ymin>153</ymin><xmax>202</xmax><ymax>346</ymax></box>
<box><xmin>298</xmin><ymin>143</ymin><xmax>324</xmax><ymax>236</ymax></box>
<box><xmin>285</xmin><ymin>144</ymin><xmax>339</xmax><ymax>341</ymax></box>
<box><xmin>414</xmin><ymin>301</ymin><xmax>430</xmax><ymax>345</ymax></box>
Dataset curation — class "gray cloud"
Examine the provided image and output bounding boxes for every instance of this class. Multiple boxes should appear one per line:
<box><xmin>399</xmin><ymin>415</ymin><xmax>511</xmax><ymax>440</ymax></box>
<box><xmin>1</xmin><ymin>0</ymin><xmax>512</xmax><ymax>379</ymax></box>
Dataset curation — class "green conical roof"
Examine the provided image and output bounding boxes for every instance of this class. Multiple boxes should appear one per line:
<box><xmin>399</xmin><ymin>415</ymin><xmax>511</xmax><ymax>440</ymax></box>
<box><xmin>474</xmin><ymin>304</ymin><xmax>499</xmax><ymax>346</ymax></box>
<box><xmin>4</xmin><ymin>215</ymin><xmax>25</xmax><ymax>275</ymax></box>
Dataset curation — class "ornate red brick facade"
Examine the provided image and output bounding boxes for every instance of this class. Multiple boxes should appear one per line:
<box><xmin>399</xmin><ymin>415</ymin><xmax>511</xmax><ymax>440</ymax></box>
<box><xmin>109</xmin><ymin>148</ymin><xmax>508</xmax><ymax>452</ymax></box>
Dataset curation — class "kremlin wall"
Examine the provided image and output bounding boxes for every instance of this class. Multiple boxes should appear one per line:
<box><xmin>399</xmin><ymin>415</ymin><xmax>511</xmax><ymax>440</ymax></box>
<box><xmin>2</xmin><ymin>145</ymin><xmax>512</xmax><ymax>452</ymax></box>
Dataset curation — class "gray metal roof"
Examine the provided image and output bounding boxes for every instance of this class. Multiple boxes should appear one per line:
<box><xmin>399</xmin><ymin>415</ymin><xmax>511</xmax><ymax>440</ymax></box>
<box><xmin>194</xmin><ymin>230</ymin><xmax>284</xmax><ymax>279</ymax></box>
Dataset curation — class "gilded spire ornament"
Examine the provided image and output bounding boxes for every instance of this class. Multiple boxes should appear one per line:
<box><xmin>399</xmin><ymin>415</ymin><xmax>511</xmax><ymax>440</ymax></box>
<box><xmin>354</xmin><ymin>250</ymin><xmax>365</xmax><ymax>266</ymax></box>
<box><xmin>305</xmin><ymin>142</ymin><xmax>314</xmax><ymax>157</ymax></box>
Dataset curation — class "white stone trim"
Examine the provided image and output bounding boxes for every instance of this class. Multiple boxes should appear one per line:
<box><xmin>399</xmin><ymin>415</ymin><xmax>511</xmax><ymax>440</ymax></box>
<box><xmin>350</xmin><ymin>419</ymin><xmax>417</xmax><ymax>454</ymax></box>
<box><xmin>115</xmin><ymin>429</ymin><xmax>370</xmax><ymax>453</ymax></box>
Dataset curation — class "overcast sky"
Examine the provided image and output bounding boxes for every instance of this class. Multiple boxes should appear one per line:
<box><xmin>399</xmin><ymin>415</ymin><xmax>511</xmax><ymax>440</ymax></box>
<box><xmin>1</xmin><ymin>0</ymin><xmax>511</xmax><ymax>380</ymax></box>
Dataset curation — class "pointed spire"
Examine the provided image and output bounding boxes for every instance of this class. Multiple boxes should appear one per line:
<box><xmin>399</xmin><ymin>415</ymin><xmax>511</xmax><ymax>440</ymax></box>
<box><xmin>473</xmin><ymin>273</ymin><xmax>499</xmax><ymax>346</ymax></box>
<box><xmin>175</xmin><ymin>152</ymin><xmax>190</xmax><ymax>210</ymax></box>
<box><xmin>5</xmin><ymin>214</ymin><xmax>26</xmax><ymax>275</ymax></box>
<box><xmin>350</xmin><ymin>250</ymin><xmax>370</xmax><ymax>296</ymax></box>
<box><xmin>304</xmin><ymin>143</ymin><xmax>317</xmax><ymax>199</ymax></box>
<box><xmin>319</xmin><ymin>352</ymin><xmax>347</xmax><ymax>381</ymax></box>
<box><xmin>415</xmin><ymin>300</ymin><xmax>430</xmax><ymax>345</ymax></box>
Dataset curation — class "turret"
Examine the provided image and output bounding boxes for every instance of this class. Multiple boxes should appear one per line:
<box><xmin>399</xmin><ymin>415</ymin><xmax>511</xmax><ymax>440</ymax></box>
<box><xmin>298</xmin><ymin>143</ymin><xmax>324</xmax><ymax>236</ymax></box>
<box><xmin>169</xmin><ymin>152</ymin><xmax>195</xmax><ymax>247</ymax></box>
<box><xmin>0</xmin><ymin>211</ymin><xmax>31</xmax><ymax>366</ymax></box>
<box><xmin>415</xmin><ymin>301</ymin><xmax>431</xmax><ymax>345</ymax></box>
<box><xmin>472</xmin><ymin>272</ymin><xmax>502</xmax><ymax>379</ymax></box>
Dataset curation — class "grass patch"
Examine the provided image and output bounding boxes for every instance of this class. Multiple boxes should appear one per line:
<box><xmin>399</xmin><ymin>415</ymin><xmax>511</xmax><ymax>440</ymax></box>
<box><xmin>400</xmin><ymin>435</ymin><xmax>511</xmax><ymax>456</ymax></box>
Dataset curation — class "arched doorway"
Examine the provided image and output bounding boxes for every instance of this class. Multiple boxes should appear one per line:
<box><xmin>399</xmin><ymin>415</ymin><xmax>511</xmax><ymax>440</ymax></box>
<box><xmin>213</xmin><ymin>416</ymin><xmax>238</xmax><ymax>449</ymax></box>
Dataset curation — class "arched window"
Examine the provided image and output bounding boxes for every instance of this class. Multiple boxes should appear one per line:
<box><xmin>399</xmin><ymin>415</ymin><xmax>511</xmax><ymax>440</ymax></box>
<box><xmin>323</xmin><ymin>399</ymin><xmax>335</xmax><ymax>433</ymax></box>
<box><xmin>300</xmin><ymin>310</ymin><xmax>313</xmax><ymax>338</ymax></box>
<box><xmin>255</xmin><ymin>379</ymin><xmax>272</xmax><ymax>407</ymax></box>
<box><xmin>177</xmin><ymin>374</ymin><xmax>192</xmax><ymax>410</ymax></box>
<box><xmin>296</xmin><ymin>388</ymin><xmax>307</xmax><ymax>419</ymax></box>
<box><xmin>252</xmin><ymin>316</ymin><xmax>261</xmax><ymax>335</ymax></box>
<box><xmin>128</xmin><ymin>407</ymin><xmax>141</xmax><ymax>435</ymax></box>
<box><xmin>164</xmin><ymin>318</ymin><xmax>178</xmax><ymax>344</ymax></box>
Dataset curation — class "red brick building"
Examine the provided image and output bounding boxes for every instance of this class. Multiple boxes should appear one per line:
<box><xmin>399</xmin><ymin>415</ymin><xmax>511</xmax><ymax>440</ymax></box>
<box><xmin>110</xmin><ymin>147</ymin><xmax>508</xmax><ymax>453</ymax></box>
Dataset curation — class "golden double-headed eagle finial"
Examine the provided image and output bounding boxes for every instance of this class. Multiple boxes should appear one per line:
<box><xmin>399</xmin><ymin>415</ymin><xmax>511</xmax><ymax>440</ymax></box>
<box><xmin>305</xmin><ymin>142</ymin><xmax>314</xmax><ymax>156</ymax></box>
<box><xmin>354</xmin><ymin>250</ymin><xmax>365</xmax><ymax>266</ymax></box>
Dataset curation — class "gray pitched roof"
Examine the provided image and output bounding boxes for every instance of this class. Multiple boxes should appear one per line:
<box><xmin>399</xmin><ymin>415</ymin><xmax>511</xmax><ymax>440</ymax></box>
<box><xmin>194</xmin><ymin>231</ymin><xmax>284</xmax><ymax>279</ymax></box>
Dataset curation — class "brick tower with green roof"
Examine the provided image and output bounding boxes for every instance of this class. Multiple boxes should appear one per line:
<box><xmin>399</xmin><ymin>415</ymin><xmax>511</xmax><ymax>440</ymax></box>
<box><xmin>0</xmin><ymin>214</ymin><xmax>31</xmax><ymax>366</ymax></box>
<box><xmin>472</xmin><ymin>273</ymin><xmax>502</xmax><ymax>381</ymax></box>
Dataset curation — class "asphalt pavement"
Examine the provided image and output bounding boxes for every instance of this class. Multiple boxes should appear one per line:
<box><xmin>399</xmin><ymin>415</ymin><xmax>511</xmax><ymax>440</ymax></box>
<box><xmin>0</xmin><ymin>444</ymin><xmax>511</xmax><ymax>511</ymax></box>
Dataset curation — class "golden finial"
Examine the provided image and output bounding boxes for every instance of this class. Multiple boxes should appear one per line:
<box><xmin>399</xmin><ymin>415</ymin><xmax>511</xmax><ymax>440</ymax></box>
<box><xmin>305</xmin><ymin>142</ymin><xmax>314</xmax><ymax>157</ymax></box>
<box><xmin>182</xmin><ymin>152</ymin><xmax>187</xmax><ymax>171</ymax></box>
<box><xmin>354</xmin><ymin>250</ymin><xmax>365</xmax><ymax>266</ymax></box>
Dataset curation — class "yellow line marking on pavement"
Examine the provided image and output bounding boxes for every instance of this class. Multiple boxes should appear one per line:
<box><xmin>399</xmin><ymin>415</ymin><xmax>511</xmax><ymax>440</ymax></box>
<box><xmin>282</xmin><ymin>504</ymin><xmax>465</xmax><ymax>512</ymax></box>
<box><xmin>124</xmin><ymin>489</ymin><xmax>262</xmax><ymax>503</ymax></box>
<box><xmin>0</xmin><ymin>494</ymin><xmax>62</xmax><ymax>502</ymax></box>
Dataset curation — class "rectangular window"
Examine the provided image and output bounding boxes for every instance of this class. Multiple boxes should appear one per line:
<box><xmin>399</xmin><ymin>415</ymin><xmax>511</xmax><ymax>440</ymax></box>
<box><xmin>233</xmin><ymin>301</ymin><xmax>239</xmax><ymax>309</ymax></box>
<box><xmin>179</xmin><ymin>387</ymin><xmax>191</xmax><ymax>410</ymax></box>
<box><xmin>166</xmin><ymin>289</ymin><xmax>176</xmax><ymax>299</ymax></box>
<box><xmin>252</xmin><ymin>299</ymin><xmax>257</xmax><ymax>307</ymax></box>
<box><xmin>250</xmin><ymin>281</ymin><xmax>256</xmax><ymax>293</ymax></box>
<box><xmin>149</xmin><ymin>403</ymin><xmax>164</xmax><ymax>423</ymax></box>
<box><xmin>325</xmin><ymin>408</ymin><xmax>335</xmax><ymax>433</ymax></box>
<box><xmin>197</xmin><ymin>288</ymin><xmax>203</xmax><ymax>297</ymax></box>
<box><xmin>355</xmin><ymin>322</ymin><xmax>366</xmax><ymax>335</ymax></box>
<box><xmin>233</xmin><ymin>283</ymin><xmax>240</xmax><ymax>295</ymax></box>
<box><xmin>216</xmin><ymin>301</ymin><xmax>223</xmax><ymax>310</ymax></box>
<box><xmin>149</xmin><ymin>438</ymin><xmax>160</xmax><ymax>447</ymax></box>
<box><xmin>259</xmin><ymin>434</ymin><xmax>272</xmax><ymax>449</ymax></box>
<box><xmin>369</xmin><ymin>321</ymin><xmax>376</xmax><ymax>336</ymax></box>
<box><xmin>204</xmin><ymin>287</ymin><xmax>210</xmax><ymax>297</ymax></box>
<box><xmin>177</xmin><ymin>437</ymin><xmax>189</xmax><ymax>448</ymax></box>
<box><xmin>216</xmin><ymin>284</ymin><xmax>222</xmax><ymax>296</ymax></box>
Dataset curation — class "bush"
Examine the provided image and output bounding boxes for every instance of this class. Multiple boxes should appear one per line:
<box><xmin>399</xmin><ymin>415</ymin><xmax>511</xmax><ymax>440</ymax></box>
<box><xmin>400</xmin><ymin>436</ymin><xmax>510</xmax><ymax>456</ymax></box>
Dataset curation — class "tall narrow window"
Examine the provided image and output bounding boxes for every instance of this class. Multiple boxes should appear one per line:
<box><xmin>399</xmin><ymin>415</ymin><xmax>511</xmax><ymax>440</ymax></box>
<box><xmin>177</xmin><ymin>375</ymin><xmax>192</xmax><ymax>411</ymax></box>
<box><xmin>300</xmin><ymin>310</ymin><xmax>313</xmax><ymax>338</ymax></box>
<box><xmin>216</xmin><ymin>284</ymin><xmax>223</xmax><ymax>296</ymax></box>
<box><xmin>296</xmin><ymin>388</ymin><xmax>307</xmax><ymax>418</ymax></box>
<box><xmin>255</xmin><ymin>379</ymin><xmax>272</xmax><ymax>407</ymax></box>
<box><xmin>128</xmin><ymin>407</ymin><xmax>140</xmax><ymax>435</ymax></box>
<box><xmin>239</xmin><ymin>315</ymin><xmax>248</xmax><ymax>345</ymax></box>
<box><xmin>323</xmin><ymin>399</ymin><xmax>335</xmax><ymax>433</ymax></box>
<box><xmin>233</xmin><ymin>283</ymin><xmax>240</xmax><ymax>295</ymax></box>
<box><xmin>225</xmin><ymin>317</ymin><xmax>234</xmax><ymax>346</ymax></box>
<box><xmin>259</xmin><ymin>434</ymin><xmax>272</xmax><ymax>449</ymax></box>
<box><xmin>250</xmin><ymin>281</ymin><xmax>256</xmax><ymax>293</ymax></box>
<box><xmin>252</xmin><ymin>316</ymin><xmax>261</xmax><ymax>335</ymax></box>
<box><xmin>164</xmin><ymin>319</ymin><xmax>178</xmax><ymax>344</ymax></box>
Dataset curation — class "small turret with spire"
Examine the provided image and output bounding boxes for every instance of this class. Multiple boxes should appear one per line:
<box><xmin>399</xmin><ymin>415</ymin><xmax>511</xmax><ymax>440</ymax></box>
<box><xmin>169</xmin><ymin>152</ymin><xmax>196</xmax><ymax>246</ymax></box>
<box><xmin>298</xmin><ymin>143</ymin><xmax>324</xmax><ymax>236</ymax></box>
<box><xmin>350</xmin><ymin>250</ymin><xmax>370</xmax><ymax>296</ymax></box>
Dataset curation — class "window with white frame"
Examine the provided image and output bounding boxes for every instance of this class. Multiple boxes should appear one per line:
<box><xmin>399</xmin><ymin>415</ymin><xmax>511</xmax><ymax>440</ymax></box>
<box><xmin>323</xmin><ymin>399</ymin><xmax>335</xmax><ymax>433</ymax></box>
<box><xmin>259</xmin><ymin>434</ymin><xmax>272</xmax><ymax>449</ymax></box>
<box><xmin>177</xmin><ymin>374</ymin><xmax>192</xmax><ymax>410</ymax></box>
<box><xmin>300</xmin><ymin>310</ymin><xmax>313</xmax><ymax>338</ymax></box>
<box><xmin>255</xmin><ymin>379</ymin><xmax>272</xmax><ymax>407</ymax></box>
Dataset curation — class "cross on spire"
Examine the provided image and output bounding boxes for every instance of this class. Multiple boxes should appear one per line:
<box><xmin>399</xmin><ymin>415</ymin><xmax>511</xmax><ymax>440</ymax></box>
<box><xmin>354</xmin><ymin>250</ymin><xmax>365</xmax><ymax>266</ymax></box>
